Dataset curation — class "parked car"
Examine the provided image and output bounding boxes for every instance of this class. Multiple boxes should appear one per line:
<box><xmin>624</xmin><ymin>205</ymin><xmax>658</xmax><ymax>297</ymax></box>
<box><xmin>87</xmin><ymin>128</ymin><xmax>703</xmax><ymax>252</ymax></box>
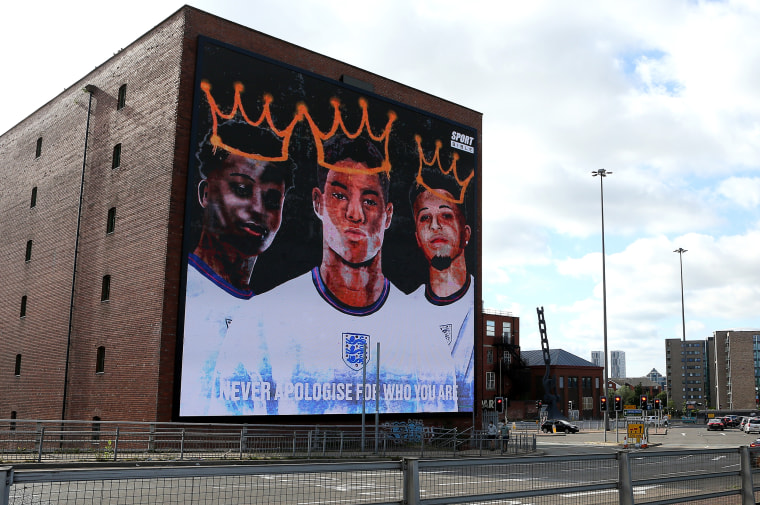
<box><xmin>723</xmin><ymin>415</ymin><xmax>740</xmax><ymax>428</ymax></box>
<box><xmin>746</xmin><ymin>418</ymin><xmax>760</xmax><ymax>434</ymax></box>
<box><xmin>750</xmin><ymin>439</ymin><xmax>760</xmax><ymax>448</ymax></box>
<box><xmin>541</xmin><ymin>419</ymin><xmax>580</xmax><ymax>433</ymax></box>
<box><xmin>707</xmin><ymin>418</ymin><xmax>725</xmax><ymax>431</ymax></box>
<box><xmin>646</xmin><ymin>416</ymin><xmax>668</xmax><ymax>427</ymax></box>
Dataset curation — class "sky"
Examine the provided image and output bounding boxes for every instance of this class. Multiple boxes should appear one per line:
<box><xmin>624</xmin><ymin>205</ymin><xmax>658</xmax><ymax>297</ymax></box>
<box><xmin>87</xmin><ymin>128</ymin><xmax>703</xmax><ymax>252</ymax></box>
<box><xmin>3</xmin><ymin>0</ymin><xmax>760</xmax><ymax>378</ymax></box>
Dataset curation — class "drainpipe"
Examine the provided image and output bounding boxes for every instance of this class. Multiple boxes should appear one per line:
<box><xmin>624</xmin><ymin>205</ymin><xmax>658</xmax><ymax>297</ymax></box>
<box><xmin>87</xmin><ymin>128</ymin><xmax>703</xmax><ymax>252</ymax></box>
<box><xmin>61</xmin><ymin>84</ymin><xmax>97</xmax><ymax>422</ymax></box>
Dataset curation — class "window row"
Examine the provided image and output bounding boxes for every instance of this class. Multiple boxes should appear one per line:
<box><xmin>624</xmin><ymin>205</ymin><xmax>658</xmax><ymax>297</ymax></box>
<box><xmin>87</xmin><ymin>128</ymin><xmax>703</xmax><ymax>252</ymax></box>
<box><xmin>33</xmin><ymin>85</ymin><xmax>127</xmax><ymax>159</ymax></box>
<box><xmin>559</xmin><ymin>376</ymin><xmax>601</xmax><ymax>389</ymax></box>
<box><xmin>12</xmin><ymin>347</ymin><xmax>106</xmax><ymax>376</ymax></box>
<box><xmin>23</xmin><ymin>206</ymin><xmax>116</xmax><ymax>246</ymax></box>
<box><xmin>32</xmin><ymin>141</ymin><xmax>123</xmax><ymax>169</ymax></box>
<box><xmin>485</xmin><ymin>319</ymin><xmax>512</xmax><ymax>340</ymax></box>
<box><xmin>19</xmin><ymin>275</ymin><xmax>112</xmax><ymax>317</ymax></box>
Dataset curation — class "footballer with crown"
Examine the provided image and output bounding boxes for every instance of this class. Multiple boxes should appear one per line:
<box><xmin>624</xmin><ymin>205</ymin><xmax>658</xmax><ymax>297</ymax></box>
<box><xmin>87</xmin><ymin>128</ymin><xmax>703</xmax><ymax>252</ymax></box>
<box><xmin>409</xmin><ymin>165</ymin><xmax>475</xmax><ymax>412</ymax></box>
<box><xmin>211</xmin><ymin>134</ymin><xmax>459</xmax><ymax>416</ymax></box>
<box><xmin>179</xmin><ymin>119</ymin><xmax>294</xmax><ymax>417</ymax></box>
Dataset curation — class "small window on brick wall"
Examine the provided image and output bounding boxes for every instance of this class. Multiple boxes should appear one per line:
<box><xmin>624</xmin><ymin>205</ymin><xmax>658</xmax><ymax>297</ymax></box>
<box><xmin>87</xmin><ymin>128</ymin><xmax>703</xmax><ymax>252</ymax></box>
<box><xmin>10</xmin><ymin>411</ymin><xmax>16</xmax><ymax>431</ymax></box>
<box><xmin>486</xmin><ymin>371</ymin><xmax>496</xmax><ymax>390</ymax></box>
<box><xmin>92</xmin><ymin>417</ymin><xmax>101</xmax><ymax>441</ymax></box>
<box><xmin>486</xmin><ymin>320</ymin><xmax>495</xmax><ymax>337</ymax></box>
<box><xmin>101</xmin><ymin>275</ymin><xmax>111</xmax><ymax>302</ymax></box>
<box><xmin>30</xmin><ymin>187</ymin><xmax>37</xmax><ymax>208</ymax></box>
<box><xmin>96</xmin><ymin>346</ymin><xmax>106</xmax><ymax>374</ymax></box>
<box><xmin>35</xmin><ymin>137</ymin><xmax>42</xmax><ymax>158</ymax></box>
<box><xmin>25</xmin><ymin>240</ymin><xmax>32</xmax><ymax>262</ymax></box>
<box><xmin>112</xmin><ymin>144</ymin><xmax>121</xmax><ymax>169</ymax></box>
<box><xmin>20</xmin><ymin>296</ymin><xmax>27</xmax><ymax>318</ymax></box>
<box><xmin>117</xmin><ymin>84</ymin><xmax>127</xmax><ymax>110</ymax></box>
<box><xmin>106</xmin><ymin>207</ymin><xmax>116</xmax><ymax>234</ymax></box>
<box><xmin>15</xmin><ymin>354</ymin><xmax>22</xmax><ymax>376</ymax></box>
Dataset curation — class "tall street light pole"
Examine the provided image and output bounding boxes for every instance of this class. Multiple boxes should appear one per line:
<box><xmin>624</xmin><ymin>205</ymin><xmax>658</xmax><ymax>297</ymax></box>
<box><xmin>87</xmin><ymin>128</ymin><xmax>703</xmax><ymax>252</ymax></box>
<box><xmin>592</xmin><ymin>169</ymin><xmax>612</xmax><ymax>442</ymax></box>
<box><xmin>674</xmin><ymin>248</ymin><xmax>687</xmax><ymax>341</ymax></box>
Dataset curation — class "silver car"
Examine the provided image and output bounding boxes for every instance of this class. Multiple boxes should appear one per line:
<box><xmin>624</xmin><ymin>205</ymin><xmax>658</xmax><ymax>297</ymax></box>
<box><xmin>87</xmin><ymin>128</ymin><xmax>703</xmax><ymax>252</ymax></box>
<box><xmin>745</xmin><ymin>418</ymin><xmax>760</xmax><ymax>434</ymax></box>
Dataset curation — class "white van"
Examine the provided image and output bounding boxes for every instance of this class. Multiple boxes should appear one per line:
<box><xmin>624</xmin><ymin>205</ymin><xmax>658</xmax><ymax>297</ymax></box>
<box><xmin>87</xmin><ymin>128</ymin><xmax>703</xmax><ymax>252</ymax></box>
<box><xmin>646</xmin><ymin>416</ymin><xmax>668</xmax><ymax>426</ymax></box>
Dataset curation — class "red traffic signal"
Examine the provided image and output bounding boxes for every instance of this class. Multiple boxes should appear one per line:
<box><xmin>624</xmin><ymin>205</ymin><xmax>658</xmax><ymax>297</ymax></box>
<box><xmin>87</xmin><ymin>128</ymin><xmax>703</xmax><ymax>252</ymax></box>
<box><xmin>614</xmin><ymin>395</ymin><xmax>622</xmax><ymax>411</ymax></box>
<box><xmin>600</xmin><ymin>396</ymin><xmax>608</xmax><ymax>411</ymax></box>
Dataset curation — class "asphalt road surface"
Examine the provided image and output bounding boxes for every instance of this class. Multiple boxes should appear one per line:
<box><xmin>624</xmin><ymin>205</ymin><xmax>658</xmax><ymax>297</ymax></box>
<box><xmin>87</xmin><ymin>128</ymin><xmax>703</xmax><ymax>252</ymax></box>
<box><xmin>536</xmin><ymin>422</ymin><xmax>755</xmax><ymax>455</ymax></box>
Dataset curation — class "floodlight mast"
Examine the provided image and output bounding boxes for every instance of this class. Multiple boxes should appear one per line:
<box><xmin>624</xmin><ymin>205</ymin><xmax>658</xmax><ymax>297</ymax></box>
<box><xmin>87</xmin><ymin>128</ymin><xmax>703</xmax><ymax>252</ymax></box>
<box><xmin>592</xmin><ymin>169</ymin><xmax>612</xmax><ymax>442</ymax></box>
<box><xmin>674</xmin><ymin>248</ymin><xmax>687</xmax><ymax>341</ymax></box>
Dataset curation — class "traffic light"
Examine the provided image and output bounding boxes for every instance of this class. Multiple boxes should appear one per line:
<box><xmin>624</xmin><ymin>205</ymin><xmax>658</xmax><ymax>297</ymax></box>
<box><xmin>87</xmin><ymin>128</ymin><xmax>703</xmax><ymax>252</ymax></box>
<box><xmin>640</xmin><ymin>395</ymin><xmax>648</xmax><ymax>410</ymax></box>
<box><xmin>600</xmin><ymin>396</ymin><xmax>608</xmax><ymax>411</ymax></box>
<box><xmin>568</xmin><ymin>401</ymin><xmax>574</xmax><ymax>410</ymax></box>
<box><xmin>654</xmin><ymin>398</ymin><xmax>661</xmax><ymax>410</ymax></box>
<box><xmin>535</xmin><ymin>400</ymin><xmax>542</xmax><ymax>409</ymax></box>
<box><xmin>614</xmin><ymin>395</ymin><xmax>622</xmax><ymax>411</ymax></box>
<box><xmin>495</xmin><ymin>397</ymin><xmax>504</xmax><ymax>412</ymax></box>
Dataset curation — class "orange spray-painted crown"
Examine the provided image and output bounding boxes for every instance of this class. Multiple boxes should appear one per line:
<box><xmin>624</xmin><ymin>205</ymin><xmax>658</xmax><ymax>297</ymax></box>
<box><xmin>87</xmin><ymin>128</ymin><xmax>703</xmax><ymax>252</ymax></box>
<box><xmin>200</xmin><ymin>80</ymin><xmax>396</xmax><ymax>174</ymax></box>
<box><xmin>414</xmin><ymin>135</ymin><xmax>474</xmax><ymax>205</ymax></box>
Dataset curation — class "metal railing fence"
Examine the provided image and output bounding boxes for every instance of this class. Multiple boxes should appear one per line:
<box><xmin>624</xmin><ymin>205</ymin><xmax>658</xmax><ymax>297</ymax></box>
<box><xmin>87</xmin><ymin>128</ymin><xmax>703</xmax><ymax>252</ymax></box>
<box><xmin>0</xmin><ymin>419</ymin><xmax>535</xmax><ymax>463</ymax></box>
<box><xmin>3</xmin><ymin>446</ymin><xmax>760</xmax><ymax>505</ymax></box>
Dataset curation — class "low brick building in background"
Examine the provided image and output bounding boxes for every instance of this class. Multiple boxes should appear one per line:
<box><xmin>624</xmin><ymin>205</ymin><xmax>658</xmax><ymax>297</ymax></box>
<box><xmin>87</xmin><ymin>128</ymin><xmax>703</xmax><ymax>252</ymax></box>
<box><xmin>520</xmin><ymin>349</ymin><xmax>605</xmax><ymax>419</ymax></box>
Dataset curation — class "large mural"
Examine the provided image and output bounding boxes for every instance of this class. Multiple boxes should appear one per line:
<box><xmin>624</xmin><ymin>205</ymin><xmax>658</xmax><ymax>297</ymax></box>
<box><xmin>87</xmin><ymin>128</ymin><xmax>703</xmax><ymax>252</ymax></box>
<box><xmin>177</xmin><ymin>37</ymin><xmax>477</xmax><ymax>417</ymax></box>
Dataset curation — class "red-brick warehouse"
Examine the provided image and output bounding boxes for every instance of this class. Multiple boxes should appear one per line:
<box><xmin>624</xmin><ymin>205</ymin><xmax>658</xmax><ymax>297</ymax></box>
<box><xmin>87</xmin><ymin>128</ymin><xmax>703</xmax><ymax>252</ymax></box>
<box><xmin>0</xmin><ymin>7</ymin><xmax>482</xmax><ymax>426</ymax></box>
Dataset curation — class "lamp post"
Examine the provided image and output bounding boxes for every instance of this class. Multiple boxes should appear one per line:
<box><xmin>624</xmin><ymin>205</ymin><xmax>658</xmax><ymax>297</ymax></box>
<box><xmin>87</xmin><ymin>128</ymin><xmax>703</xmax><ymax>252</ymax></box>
<box><xmin>674</xmin><ymin>248</ymin><xmax>687</xmax><ymax>341</ymax></box>
<box><xmin>592</xmin><ymin>169</ymin><xmax>612</xmax><ymax>441</ymax></box>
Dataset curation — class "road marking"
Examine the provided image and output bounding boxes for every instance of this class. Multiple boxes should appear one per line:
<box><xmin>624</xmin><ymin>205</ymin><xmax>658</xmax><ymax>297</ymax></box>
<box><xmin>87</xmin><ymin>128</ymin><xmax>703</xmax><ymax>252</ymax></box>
<box><xmin>561</xmin><ymin>489</ymin><xmax>617</xmax><ymax>497</ymax></box>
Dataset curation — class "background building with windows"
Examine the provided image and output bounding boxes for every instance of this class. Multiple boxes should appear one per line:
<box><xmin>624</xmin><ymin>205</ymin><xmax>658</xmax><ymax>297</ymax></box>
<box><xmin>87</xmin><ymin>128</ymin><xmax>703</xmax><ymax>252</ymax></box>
<box><xmin>665</xmin><ymin>339</ymin><xmax>708</xmax><ymax>411</ymax></box>
<box><xmin>521</xmin><ymin>350</ymin><xmax>604</xmax><ymax>419</ymax></box>
<box><xmin>708</xmin><ymin>330</ymin><xmax>760</xmax><ymax>410</ymax></box>
<box><xmin>479</xmin><ymin>309</ymin><xmax>522</xmax><ymax>423</ymax></box>
<box><xmin>607</xmin><ymin>377</ymin><xmax>662</xmax><ymax>399</ymax></box>
<box><xmin>646</xmin><ymin>368</ymin><xmax>666</xmax><ymax>389</ymax></box>
<box><xmin>591</xmin><ymin>351</ymin><xmax>604</xmax><ymax>368</ymax></box>
<box><xmin>610</xmin><ymin>350</ymin><xmax>626</xmax><ymax>379</ymax></box>
<box><xmin>0</xmin><ymin>6</ymin><xmax>482</xmax><ymax>426</ymax></box>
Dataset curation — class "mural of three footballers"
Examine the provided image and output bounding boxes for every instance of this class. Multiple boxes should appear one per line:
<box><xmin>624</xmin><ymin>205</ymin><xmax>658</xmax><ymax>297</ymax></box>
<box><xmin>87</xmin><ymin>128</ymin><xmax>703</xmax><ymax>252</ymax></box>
<box><xmin>178</xmin><ymin>38</ymin><xmax>477</xmax><ymax>417</ymax></box>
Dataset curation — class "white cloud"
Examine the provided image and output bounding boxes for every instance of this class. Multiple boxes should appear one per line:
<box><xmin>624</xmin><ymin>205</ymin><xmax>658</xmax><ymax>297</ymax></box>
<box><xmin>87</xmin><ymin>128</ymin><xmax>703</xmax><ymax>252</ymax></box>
<box><xmin>717</xmin><ymin>177</ymin><xmax>760</xmax><ymax>209</ymax></box>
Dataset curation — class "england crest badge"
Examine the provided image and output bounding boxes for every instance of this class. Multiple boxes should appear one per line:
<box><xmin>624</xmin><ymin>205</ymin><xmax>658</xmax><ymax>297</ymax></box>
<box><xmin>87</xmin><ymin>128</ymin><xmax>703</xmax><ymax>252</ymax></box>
<box><xmin>343</xmin><ymin>333</ymin><xmax>370</xmax><ymax>371</ymax></box>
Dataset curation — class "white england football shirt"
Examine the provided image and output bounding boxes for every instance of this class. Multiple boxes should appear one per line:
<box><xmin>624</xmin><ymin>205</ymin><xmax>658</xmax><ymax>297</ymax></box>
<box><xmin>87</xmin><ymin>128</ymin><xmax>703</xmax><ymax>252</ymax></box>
<box><xmin>212</xmin><ymin>267</ymin><xmax>459</xmax><ymax>415</ymax></box>
<box><xmin>411</xmin><ymin>275</ymin><xmax>475</xmax><ymax>412</ymax></box>
<box><xmin>179</xmin><ymin>254</ymin><xmax>254</xmax><ymax>416</ymax></box>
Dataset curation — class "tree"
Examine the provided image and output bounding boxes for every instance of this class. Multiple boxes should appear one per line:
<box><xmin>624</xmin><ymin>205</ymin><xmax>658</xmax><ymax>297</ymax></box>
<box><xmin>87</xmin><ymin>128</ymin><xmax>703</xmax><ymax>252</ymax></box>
<box><xmin>633</xmin><ymin>383</ymin><xmax>644</xmax><ymax>399</ymax></box>
<box><xmin>615</xmin><ymin>385</ymin><xmax>635</xmax><ymax>407</ymax></box>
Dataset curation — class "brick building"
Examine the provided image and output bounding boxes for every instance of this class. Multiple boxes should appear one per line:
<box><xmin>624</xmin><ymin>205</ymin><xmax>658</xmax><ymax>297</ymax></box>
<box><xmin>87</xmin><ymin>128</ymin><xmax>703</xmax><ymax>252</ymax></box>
<box><xmin>607</xmin><ymin>377</ymin><xmax>662</xmax><ymax>399</ymax></box>
<box><xmin>0</xmin><ymin>6</ymin><xmax>482</xmax><ymax>424</ymax></box>
<box><xmin>521</xmin><ymin>349</ymin><xmax>605</xmax><ymax>419</ymax></box>
<box><xmin>479</xmin><ymin>309</ymin><xmax>522</xmax><ymax>423</ymax></box>
<box><xmin>708</xmin><ymin>330</ymin><xmax>760</xmax><ymax>410</ymax></box>
<box><xmin>665</xmin><ymin>339</ymin><xmax>708</xmax><ymax>411</ymax></box>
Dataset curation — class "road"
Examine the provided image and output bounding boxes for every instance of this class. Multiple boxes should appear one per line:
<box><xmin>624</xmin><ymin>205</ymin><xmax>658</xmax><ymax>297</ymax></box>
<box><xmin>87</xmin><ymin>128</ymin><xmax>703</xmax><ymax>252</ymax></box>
<box><xmin>535</xmin><ymin>422</ymin><xmax>755</xmax><ymax>455</ymax></box>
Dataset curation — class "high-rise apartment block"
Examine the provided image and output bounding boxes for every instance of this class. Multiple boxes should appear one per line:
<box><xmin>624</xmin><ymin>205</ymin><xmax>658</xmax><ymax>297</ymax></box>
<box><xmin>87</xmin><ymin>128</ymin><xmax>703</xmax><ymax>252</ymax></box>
<box><xmin>665</xmin><ymin>339</ymin><xmax>707</xmax><ymax>411</ymax></box>
<box><xmin>707</xmin><ymin>330</ymin><xmax>760</xmax><ymax>410</ymax></box>
<box><xmin>591</xmin><ymin>351</ymin><xmax>604</xmax><ymax>368</ymax></box>
<box><xmin>610</xmin><ymin>351</ymin><xmax>626</xmax><ymax>379</ymax></box>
